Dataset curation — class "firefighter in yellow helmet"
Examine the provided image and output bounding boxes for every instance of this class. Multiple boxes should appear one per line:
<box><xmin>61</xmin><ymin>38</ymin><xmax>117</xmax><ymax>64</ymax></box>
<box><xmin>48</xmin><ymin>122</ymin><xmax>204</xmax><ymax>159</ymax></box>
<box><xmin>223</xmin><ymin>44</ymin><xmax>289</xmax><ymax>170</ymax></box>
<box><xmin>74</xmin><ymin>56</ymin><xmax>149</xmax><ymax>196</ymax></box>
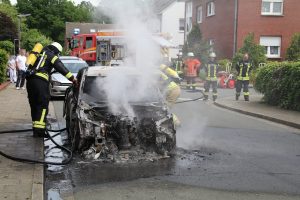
<box><xmin>26</xmin><ymin>42</ymin><xmax>77</xmax><ymax>137</ymax></box>
<box><xmin>159</xmin><ymin>65</ymin><xmax>181</xmax><ymax>126</ymax></box>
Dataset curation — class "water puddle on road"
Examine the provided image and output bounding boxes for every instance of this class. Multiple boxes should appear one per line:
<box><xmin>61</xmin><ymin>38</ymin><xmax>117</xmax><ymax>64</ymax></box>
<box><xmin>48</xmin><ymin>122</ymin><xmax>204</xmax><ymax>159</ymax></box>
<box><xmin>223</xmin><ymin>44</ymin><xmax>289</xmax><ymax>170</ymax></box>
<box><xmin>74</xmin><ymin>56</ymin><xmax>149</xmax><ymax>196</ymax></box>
<box><xmin>44</xmin><ymin>121</ymin><xmax>215</xmax><ymax>199</ymax></box>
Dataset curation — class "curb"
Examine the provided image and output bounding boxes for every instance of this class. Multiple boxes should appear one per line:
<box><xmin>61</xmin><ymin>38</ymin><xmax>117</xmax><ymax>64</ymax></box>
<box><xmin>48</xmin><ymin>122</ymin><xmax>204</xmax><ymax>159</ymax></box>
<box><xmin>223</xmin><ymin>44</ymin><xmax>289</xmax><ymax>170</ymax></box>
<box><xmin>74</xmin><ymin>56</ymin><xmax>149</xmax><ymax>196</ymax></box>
<box><xmin>0</xmin><ymin>81</ymin><xmax>10</xmax><ymax>91</ymax></box>
<box><xmin>214</xmin><ymin>101</ymin><xmax>300</xmax><ymax>130</ymax></box>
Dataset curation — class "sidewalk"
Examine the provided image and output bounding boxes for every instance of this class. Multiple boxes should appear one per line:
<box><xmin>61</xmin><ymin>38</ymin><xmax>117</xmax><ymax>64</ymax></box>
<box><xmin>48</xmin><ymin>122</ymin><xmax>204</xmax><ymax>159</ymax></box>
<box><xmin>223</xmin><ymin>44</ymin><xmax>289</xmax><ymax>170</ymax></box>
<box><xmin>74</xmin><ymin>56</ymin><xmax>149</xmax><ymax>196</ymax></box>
<box><xmin>215</xmin><ymin>92</ymin><xmax>300</xmax><ymax>129</ymax></box>
<box><xmin>0</xmin><ymin>84</ymin><xmax>44</xmax><ymax>200</ymax></box>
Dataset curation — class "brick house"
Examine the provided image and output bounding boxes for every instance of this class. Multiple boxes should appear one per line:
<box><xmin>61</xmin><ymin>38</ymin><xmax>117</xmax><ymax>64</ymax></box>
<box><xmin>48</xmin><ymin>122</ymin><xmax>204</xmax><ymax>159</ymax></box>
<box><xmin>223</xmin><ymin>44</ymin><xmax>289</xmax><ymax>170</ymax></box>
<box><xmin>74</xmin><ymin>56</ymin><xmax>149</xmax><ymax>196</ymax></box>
<box><xmin>184</xmin><ymin>0</ymin><xmax>300</xmax><ymax>60</ymax></box>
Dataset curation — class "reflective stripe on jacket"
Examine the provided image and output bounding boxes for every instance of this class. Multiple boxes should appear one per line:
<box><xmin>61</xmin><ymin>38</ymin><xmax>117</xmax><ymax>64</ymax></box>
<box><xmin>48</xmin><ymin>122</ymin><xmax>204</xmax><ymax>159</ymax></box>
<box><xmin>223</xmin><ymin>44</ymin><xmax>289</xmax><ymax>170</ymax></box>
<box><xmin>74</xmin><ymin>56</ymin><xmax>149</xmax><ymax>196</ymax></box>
<box><xmin>204</xmin><ymin>61</ymin><xmax>219</xmax><ymax>81</ymax></box>
<box><xmin>236</xmin><ymin>61</ymin><xmax>252</xmax><ymax>81</ymax></box>
<box><xmin>32</xmin><ymin>47</ymin><xmax>74</xmax><ymax>82</ymax></box>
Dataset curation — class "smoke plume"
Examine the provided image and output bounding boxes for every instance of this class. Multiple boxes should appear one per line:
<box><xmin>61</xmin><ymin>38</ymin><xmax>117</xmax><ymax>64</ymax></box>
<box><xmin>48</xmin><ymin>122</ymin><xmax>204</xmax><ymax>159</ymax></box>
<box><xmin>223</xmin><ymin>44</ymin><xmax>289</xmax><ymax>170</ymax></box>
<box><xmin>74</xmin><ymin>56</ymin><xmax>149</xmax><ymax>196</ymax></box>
<box><xmin>94</xmin><ymin>0</ymin><xmax>161</xmax><ymax>117</ymax></box>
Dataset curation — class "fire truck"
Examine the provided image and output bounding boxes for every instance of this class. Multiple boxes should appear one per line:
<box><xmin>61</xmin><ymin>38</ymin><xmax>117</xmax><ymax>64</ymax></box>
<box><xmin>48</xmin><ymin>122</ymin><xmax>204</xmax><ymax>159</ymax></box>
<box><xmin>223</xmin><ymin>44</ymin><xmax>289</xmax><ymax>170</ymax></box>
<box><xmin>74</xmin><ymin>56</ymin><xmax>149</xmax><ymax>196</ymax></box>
<box><xmin>70</xmin><ymin>30</ymin><xmax>126</xmax><ymax>66</ymax></box>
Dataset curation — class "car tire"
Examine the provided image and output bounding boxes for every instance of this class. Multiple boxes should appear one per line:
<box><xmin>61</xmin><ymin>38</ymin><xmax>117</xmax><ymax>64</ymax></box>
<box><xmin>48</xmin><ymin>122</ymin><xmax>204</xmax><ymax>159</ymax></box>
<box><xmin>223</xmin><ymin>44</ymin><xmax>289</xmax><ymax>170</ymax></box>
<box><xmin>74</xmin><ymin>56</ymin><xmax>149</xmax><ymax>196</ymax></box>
<box><xmin>68</xmin><ymin>103</ymin><xmax>80</xmax><ymax>152</ymax></box>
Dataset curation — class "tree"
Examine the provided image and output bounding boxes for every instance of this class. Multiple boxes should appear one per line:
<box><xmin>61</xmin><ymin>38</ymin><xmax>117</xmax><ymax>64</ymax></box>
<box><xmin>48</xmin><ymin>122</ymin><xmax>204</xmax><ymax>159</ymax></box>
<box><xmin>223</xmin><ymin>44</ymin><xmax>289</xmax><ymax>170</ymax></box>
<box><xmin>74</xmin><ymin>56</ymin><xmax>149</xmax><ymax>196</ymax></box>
<box><xmin>182</xmin><ymin>25</ymin><xmax>209</xmax><ymax>63</ymax></box>
<box><xmin>0</xmin><ymin>49</ymin><xmax>8</xmax><ymax>84</ymax></box>
<box><xmin>17</xmin><ymin>0</ymin><xmax>93</xmax><ymax>44</ymax></box>
<box><xmin>286</xmin><ymin>33</ymin><xmax>300</xmax><ymax>61</ymax></box>
<box><xmin>233</xmin><ymin>33</ymin><xmax>266</xmax><ymax>68</ymax></box>
<box><xmin>0</xmin><ymin>12</ymin><xmax>18</xmax><ymax>41</ymax></box>
<box><xmin>21</xmin><ymin>29</ymin><xmax>52</xmax><ymax>51</ymax></box>
<box><xmin>0</xmin><ymin>40</ymin><xmax>14</xmax><ymax>54</ymax></box>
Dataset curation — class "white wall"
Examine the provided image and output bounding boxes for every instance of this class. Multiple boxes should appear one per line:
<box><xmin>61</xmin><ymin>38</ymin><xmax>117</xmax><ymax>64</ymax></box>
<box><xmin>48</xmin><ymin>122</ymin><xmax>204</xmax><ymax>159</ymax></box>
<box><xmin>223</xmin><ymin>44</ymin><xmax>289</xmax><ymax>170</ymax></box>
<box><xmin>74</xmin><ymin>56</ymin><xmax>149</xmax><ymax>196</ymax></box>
<box><xmin>160</xmin><ymin>2</ymin><xmax>185</xmax><ymax>58</ymax></box>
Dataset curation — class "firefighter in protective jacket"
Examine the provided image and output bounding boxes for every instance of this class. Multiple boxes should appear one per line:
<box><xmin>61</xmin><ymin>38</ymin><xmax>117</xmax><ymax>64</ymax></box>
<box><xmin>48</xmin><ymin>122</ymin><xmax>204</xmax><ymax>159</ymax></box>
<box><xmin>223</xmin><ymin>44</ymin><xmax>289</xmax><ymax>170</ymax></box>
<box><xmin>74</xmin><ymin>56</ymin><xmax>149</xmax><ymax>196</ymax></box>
<box><xmin>236</xmin><ymin>53</ymin><xmax>252</xmax><ymax>101</ymax></box>
<box><xmin>203</xmin><ymin>52</ymin><xmax>219</xmax><ymax>101</ymax></box>
<box><xmin>183</xmin><ymin>52</ymin><xmax>201</xmax><ymax>90</ymax></box>
<box><xmin>26</xmin><ymin>42</ymin><xmax>77</xmax><ymax>137</ymax></box>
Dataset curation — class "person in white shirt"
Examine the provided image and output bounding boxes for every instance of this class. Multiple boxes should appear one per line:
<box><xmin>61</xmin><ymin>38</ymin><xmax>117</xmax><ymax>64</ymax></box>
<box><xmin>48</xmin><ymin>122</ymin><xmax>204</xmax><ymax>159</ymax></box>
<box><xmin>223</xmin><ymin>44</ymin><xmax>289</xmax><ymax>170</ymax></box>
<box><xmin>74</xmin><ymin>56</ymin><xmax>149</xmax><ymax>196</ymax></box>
<box><xmin>16</xmin><ymin>49</ymin><xmax>27</xmax><ymax>90</ymax></box>
<box><xmin>8</xmin><ymin>55</ymin><xmax>17</xmax><ymax>83</ymax></box>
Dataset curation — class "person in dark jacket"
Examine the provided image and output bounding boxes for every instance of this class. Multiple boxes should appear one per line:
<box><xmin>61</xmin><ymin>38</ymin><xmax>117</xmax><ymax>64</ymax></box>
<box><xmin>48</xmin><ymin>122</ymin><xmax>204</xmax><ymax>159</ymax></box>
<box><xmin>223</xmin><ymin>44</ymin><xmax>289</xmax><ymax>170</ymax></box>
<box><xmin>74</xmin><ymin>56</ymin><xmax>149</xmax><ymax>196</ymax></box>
<box><xmin>203</xmin><ymin>52</ymin><xmax>219</xmax><ymax>101</ymax></box>
<box><xmin>235</xmin><ymin>53</ymin><xmax>253</xmax><ymax>101</ymax></box>
<box><xmin>26</xmin><ymin>42</ymin><xmax>77</xmax><ymax>137</ymax></box>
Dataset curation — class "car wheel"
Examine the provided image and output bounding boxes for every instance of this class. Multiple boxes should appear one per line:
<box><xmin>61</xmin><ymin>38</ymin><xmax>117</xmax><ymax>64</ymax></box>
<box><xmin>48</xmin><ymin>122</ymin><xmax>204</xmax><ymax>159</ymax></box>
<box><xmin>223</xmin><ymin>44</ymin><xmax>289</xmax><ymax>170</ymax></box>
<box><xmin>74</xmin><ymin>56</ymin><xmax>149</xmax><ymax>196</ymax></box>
<box><xmin>68</xmin><ymin>104</ymin><xmax>80</xmax><ymax>152</ymax></box>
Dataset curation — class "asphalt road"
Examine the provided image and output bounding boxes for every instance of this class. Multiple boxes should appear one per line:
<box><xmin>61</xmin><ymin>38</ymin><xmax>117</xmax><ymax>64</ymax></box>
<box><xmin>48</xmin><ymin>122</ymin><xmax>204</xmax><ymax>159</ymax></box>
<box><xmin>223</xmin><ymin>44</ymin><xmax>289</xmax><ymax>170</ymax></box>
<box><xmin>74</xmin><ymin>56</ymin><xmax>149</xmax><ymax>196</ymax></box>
<box><xmin>47</xmin><ymin>88</ymin><xmax>300</xmax><ymax>200</ymax></box>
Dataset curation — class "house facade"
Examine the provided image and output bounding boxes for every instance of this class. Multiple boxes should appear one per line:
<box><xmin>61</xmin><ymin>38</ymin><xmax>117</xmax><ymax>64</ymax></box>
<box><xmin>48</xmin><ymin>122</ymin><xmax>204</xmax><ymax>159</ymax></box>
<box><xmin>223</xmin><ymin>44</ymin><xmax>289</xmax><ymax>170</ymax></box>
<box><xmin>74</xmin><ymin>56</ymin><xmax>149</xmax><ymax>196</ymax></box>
<box><xmin>154</xmin><ymin>0</ymin><xmax>185</xmax><ymax>58</ymax></box>
<box><xmin>184</xmin><ymin>0</ymin><xmax>300</xmax><ymax>60</ymax></box>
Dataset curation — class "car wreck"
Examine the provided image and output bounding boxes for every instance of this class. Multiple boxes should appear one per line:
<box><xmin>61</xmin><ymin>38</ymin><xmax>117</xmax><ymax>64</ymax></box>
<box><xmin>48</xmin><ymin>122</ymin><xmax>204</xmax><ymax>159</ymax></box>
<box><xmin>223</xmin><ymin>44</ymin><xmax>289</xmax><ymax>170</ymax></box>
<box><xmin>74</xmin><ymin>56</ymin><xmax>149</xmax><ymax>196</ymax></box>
<box><xmin>64</xmin><ymin>66</ymin><xmax>176</xmax><ymax>162</ymax></box>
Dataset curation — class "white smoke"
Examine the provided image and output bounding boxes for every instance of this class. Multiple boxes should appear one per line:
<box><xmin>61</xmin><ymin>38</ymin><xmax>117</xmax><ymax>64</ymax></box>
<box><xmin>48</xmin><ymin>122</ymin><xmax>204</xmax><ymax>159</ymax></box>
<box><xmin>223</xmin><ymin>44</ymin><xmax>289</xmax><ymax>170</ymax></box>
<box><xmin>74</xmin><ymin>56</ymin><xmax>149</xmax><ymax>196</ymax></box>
<box><xmin>94</xmin><ymin>0</ymin><xmax>162</xmax><ymax>117</ymax></box>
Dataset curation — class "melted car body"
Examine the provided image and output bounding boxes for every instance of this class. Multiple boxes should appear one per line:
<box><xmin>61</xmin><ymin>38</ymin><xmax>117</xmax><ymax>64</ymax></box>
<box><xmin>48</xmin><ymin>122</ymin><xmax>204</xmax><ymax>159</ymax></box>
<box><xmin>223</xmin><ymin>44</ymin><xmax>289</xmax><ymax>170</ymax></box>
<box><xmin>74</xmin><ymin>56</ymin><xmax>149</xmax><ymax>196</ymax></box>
<box><xmin>64</xmin><ymin>66</ymin><xmax>176</xmax><ymax>161</ymax></box>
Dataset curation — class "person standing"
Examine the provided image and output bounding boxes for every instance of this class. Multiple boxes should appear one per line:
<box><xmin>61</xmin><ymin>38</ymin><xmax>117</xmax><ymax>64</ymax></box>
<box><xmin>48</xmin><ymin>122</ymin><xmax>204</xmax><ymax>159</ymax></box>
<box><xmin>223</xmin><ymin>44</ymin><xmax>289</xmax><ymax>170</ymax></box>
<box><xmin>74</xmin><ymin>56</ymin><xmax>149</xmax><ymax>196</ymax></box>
<box><xmin>8</xmin><ymin>55</ymin><xmax>17</xmax><ymax>83</ymax></box>
<box><xmin>236</xmin><ymin>53</ymin><xmax>253</xmax><ymax>101</ymax></box>
<box><xmin>26</xmin><ymin>42</ymin><xmax>77</xmax><ymax>137</ymax></box>
<box><xmin>16</xmin><ymin>49</ymin><xmax>27</xmax><ymax>90</ymax></box>
<box><xmin>183</xmin><ymin>52</ymin><xmax>201</xmax><ymax>90</ymax></box>
<box><xmin>203</xmin><ymin>52</ymin><xmax>219</xmax><ymax>101</ymax></box>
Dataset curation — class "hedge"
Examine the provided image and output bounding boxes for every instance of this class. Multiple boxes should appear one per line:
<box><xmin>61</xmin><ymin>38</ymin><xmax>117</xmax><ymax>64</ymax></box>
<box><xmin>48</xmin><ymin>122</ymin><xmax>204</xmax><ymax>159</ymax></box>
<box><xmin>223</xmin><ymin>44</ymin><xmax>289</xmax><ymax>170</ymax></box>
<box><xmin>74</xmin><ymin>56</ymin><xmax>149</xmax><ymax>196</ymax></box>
<box><xmin>0</xmin><ymin>49</ymin><xmax>8</xmax><ymax>84</ymax></box>
<box><xmin>254</xmin><ymin>62</ymin><xmax>300</xmax><ymax>111</ymax></box>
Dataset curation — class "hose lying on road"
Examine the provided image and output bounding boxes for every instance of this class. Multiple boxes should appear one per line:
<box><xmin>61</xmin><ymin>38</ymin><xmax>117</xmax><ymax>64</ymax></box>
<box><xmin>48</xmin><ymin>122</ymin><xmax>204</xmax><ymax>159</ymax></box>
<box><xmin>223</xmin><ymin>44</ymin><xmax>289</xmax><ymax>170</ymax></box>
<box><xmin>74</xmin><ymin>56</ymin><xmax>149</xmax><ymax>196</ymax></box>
<box><xmin>0</xmin><ymin>127</ymin><xmax>73</xmax><ymax>165</ymax></box>
<box><xmin>175</xmin><ymin>91</ymin><xmax>204</xmax><ymax>104</ymax></box>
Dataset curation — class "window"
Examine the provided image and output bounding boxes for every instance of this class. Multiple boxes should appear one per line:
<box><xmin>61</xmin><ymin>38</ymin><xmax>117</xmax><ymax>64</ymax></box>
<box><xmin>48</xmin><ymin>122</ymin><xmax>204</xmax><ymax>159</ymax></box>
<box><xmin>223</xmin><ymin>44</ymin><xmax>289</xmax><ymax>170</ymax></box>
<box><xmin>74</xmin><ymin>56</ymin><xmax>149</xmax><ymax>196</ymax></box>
<box><xmin>261</xmin><ymin>0</ymin><xmax>283</xmax><ymax>15</ymax></box>
<box><xmin>179</xmin><ymin>18</ymin><xmax>185</xmax><ymax>31</ymax></box>
<box><xmin>197</xmin><ymin>6</ymin><xmax>203</xmax><ymax>23</ymax></box>
<box><xmin>207</xmin><ymin>1</ymin><xmax>215</xmax><ymax>17</ymax></box>
<box><xmin>260</xmin><ymin>36</ymin><xmax>281</xmax><ymax>58</ymax></box>
<box><xmin>185</xmin><ymin>2</ymin><xmax>193</xmax><ymax>33</ymax></box>
<box><xmin>85</xmin><ymin>37</ymin><xmax>93</xmax><ymax>49</ymax></box>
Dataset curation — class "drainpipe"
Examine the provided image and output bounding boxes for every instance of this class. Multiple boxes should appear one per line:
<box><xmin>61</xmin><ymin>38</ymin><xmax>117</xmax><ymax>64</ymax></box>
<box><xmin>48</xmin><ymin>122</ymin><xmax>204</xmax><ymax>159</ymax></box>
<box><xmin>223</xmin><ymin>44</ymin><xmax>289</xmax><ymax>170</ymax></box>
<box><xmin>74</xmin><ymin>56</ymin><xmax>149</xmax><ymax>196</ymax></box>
<box><xmin>233</xmin><ymin>0</ymin><xmax>238</xmax><ymax>57</ymax></box>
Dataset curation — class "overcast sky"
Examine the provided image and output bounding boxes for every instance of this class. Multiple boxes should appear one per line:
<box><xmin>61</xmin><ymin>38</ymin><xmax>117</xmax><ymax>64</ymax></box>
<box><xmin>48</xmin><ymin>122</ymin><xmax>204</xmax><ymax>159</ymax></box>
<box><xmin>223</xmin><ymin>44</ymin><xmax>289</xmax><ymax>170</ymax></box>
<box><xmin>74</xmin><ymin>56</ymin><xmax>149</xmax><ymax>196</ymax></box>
<box><xmin>10</xmin><ymin>0</ymin><xmax>99</xmax><ymax>6</ymax></box>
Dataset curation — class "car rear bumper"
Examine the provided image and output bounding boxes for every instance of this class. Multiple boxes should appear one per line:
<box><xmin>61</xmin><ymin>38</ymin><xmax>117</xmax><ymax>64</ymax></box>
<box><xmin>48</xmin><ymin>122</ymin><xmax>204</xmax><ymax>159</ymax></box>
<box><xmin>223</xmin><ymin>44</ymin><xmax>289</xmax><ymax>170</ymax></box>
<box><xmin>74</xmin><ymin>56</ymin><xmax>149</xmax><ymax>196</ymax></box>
<box><xmin>50</xmin><ymin>84</ymin><xmax>71</xmax><ymax>97</ymax></box>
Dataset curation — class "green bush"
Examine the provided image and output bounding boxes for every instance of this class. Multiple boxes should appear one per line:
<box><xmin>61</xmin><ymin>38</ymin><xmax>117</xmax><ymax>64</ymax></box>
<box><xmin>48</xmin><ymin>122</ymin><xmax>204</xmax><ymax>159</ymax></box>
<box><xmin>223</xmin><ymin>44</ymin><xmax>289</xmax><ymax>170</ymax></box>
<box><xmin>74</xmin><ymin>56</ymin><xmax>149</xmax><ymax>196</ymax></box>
<box><xmin>233</xmin><ymin>33</ymin><xmax>266</xmax><ymax>69</ymax></box>
<box><xmin>0</xmin><ymin>49</ymin><xmax>8</xmax><ymax>84</ymax></box>
<box><xmin>218</xmin><ymin>59</ymin><xmax>232</xmax><ymax>72</ymax></box>
<box><xmin>0</xmin><ymin>40</ymin><xmax>14</xmax><ymax>54</ymax></box>
<box><xmin>286</xmin><ymin>33</ymin><xmax>300</xmax><ymax>61</ymax></box>
<box><xmin>254</xmin><ymin>62</ymin><xmax>300</xmax><ymax>111</ymax></box>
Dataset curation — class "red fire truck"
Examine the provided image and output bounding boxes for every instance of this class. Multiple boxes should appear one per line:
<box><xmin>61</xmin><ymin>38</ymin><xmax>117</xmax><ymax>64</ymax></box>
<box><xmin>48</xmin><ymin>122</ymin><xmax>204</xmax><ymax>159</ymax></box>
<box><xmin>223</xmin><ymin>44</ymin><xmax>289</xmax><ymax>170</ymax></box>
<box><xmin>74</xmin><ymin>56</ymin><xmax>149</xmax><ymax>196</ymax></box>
<box><xmin>70</xmin><ymin>31</ymin><xmax>126</xmax><ymax>66</ymax></box>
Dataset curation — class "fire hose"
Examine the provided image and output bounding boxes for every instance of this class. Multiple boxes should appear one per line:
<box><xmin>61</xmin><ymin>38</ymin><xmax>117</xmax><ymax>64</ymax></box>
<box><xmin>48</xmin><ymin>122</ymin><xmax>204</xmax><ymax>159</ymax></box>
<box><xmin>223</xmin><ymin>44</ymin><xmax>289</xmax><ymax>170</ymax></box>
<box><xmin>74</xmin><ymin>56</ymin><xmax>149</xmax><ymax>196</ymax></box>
<box><xmin>0</xmin><ymin>127</ymin><xmax>73</xmax><ymax>165</ymax></box>
<box><xmin>175</xmin><ymin>90</ymin><xmax>205</xmax><ymax>104</ymax></box>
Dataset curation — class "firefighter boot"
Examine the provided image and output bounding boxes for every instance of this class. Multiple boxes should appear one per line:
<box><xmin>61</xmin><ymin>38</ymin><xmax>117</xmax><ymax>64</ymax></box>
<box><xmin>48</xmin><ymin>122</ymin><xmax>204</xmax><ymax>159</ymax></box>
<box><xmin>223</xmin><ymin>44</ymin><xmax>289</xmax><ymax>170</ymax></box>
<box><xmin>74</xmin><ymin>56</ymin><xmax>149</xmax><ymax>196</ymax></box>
<box><xmin>33</xmin><ymin>128</ymin><xmax>46</xmax><ymax>138</ymax></box>
<box><xmin>204</xmin><ymin>95</ymin><xmax>208</xmax><ymax>101</ymax></box>
<box><xmin>244</xmin><ymin>95</ymin><xmax>249</xmax><ymax>101</ymax></box>
<box><xmin>213</xmin><ymin>95</ymin><xmax>217</xmax><ymax>102</ymax></box>
<box><xmin>236</xmin><ymin>94</ymin><xmax>240</xmax><ymax>101</ymax></box>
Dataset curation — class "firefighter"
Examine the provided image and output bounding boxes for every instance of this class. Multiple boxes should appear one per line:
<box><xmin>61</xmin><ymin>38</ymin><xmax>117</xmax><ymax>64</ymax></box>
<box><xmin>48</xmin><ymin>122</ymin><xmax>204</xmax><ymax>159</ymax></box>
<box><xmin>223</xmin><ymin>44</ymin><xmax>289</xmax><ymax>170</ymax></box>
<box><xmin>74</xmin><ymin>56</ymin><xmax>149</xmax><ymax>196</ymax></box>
<box><xmin>203</xmin><ymin>52</ymin><xmax>219</xmax><ymax>101</ymax></box>
<box><xmin>175</xmin><ymin>52</ymin><xmax>184</xmax><ymax>79</ymax></box>
<box><xmin>183</xmin><ymin>52</ymin><xmax>201</xmax><ymax>90</ymax></box>
<box><xmin>236</xmin><ymin>53</ymin><xmax>252</xmax><ymax>101</ymax></box>
<box><xmin>26</xmin><ymin>42</ymin><xmax>77</xmax><ymax>137</ymax></box>
<box><xmin>159</xmin><ymin>72</ymin><xmax>181</xmax><ymax>126</ymax></box>
<box><xmin>159</xmin><ymin>64</ymin><xmax>181</xmax><ymax>84</ymax></box>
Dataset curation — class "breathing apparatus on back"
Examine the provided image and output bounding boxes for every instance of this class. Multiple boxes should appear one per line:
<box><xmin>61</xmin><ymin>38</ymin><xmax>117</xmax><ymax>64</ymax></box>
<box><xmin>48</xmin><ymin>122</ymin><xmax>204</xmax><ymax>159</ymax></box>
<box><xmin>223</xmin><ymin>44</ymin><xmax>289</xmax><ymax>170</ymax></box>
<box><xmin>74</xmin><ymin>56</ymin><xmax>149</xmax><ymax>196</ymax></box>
<box><xmin>25</xmin><ymin>43</ymin><xmax>45</xmax><ymax>77</ymax></box>
<box><xmin>26</xmin><ymin>42</ymin><xmax>63</xmax><ymax>77</ymax></box>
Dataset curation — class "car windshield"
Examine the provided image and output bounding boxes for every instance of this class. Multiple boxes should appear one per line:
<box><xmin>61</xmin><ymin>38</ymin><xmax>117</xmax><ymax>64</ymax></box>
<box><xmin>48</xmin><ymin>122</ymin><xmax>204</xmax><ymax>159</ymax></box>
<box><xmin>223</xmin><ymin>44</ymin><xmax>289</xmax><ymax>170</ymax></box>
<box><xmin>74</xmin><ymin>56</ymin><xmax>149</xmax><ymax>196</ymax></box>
<box><xmin>81</xmin><ymin>76</ymin><xmax>162</xmax><ymax>104</ymax></box>
<box><xmin>62</xmin><ymin>62</ymin><xmax>88</xmax><ymax>73</ymax></box>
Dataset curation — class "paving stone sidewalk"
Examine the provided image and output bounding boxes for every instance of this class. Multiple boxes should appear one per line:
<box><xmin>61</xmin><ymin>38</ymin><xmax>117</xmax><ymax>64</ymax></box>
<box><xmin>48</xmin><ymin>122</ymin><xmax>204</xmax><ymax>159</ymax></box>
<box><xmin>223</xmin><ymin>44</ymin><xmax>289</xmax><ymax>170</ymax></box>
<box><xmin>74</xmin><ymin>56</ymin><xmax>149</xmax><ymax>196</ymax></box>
<box><xmin>0</xmin><ymin>84</ymin><xmax>44</xmax><ymax>200</ymax></box>
<box><xmin>215</xmin><ymin>93</ymin><xmax>300</xmax><ymax>129</ymax></box>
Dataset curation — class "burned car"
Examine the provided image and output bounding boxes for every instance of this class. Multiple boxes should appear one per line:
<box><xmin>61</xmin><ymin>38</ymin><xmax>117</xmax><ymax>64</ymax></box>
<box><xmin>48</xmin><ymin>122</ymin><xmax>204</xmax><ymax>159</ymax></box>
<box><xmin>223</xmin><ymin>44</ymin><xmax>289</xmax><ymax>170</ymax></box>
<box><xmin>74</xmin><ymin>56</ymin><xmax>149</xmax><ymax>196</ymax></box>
<box><xmin>64</xmin><ymin>66</ymin><xmax>176</xmax><ymax>161</ymax></box>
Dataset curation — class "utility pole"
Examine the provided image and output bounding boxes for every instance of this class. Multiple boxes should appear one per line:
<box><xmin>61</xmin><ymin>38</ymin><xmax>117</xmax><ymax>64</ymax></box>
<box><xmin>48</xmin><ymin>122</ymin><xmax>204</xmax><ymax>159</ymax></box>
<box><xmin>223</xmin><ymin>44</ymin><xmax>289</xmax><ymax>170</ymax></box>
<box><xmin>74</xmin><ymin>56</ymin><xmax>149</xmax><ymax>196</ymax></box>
<box><xmin>17</xmin><ymin>14</ymin><xmax>31</xmax><ymax>53</ymax></box>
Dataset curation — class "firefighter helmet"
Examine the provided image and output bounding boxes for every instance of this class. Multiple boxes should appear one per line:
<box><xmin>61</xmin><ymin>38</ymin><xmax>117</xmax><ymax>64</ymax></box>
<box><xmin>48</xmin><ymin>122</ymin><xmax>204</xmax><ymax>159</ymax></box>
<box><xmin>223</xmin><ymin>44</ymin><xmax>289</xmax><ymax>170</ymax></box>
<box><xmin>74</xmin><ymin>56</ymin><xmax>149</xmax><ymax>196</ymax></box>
<box><xmin>209</xmin><ymin>52</ymin><xmax>216</xmax><ymax>58</ymax></box>
<box><xmin>50</xmin><ymin>42</ymin><xmax>63</xmax><ymax>53</ymax></box>
<box><xmin>187</xmin><ymin>52</ymin><xmax>194</xmax><ymax>57</ymax></box>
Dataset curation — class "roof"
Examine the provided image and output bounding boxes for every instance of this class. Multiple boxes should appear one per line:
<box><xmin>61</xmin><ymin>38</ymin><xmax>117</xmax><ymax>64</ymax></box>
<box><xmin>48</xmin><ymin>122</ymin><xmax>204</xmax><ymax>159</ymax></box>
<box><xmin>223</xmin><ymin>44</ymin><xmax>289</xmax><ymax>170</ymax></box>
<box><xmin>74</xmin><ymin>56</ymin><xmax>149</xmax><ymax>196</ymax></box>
<box><xmin>65</xmin><ymin>22</ymin><xmax>116</xmax><ymax>38</ymax></box>
<box><xmin>153</xmin><ymin>0</ymin><xmax>177</xmax><ymax>14</ymax></box>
